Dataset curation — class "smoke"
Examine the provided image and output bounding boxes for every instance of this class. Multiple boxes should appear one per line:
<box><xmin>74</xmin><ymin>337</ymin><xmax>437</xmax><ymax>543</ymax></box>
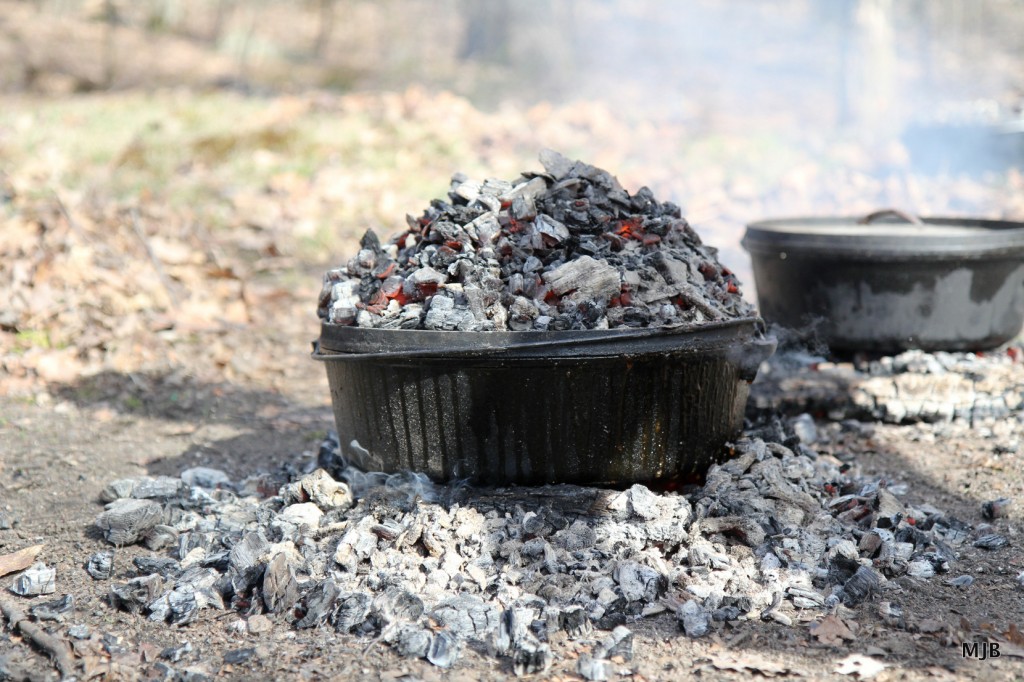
<box><xmin>316</xmin><ymin>432</ymin><xmax>467</xmax><ymax>505</ymax></box>
<box><xmin>462</xmin><ymin>0</ymin><xmax>1021</xmax><ymax>174</ymax></box>
<box><xmin>759</xmin><ymin>322</ymin><xmax>830</xmax><ymax>374</ymax></box>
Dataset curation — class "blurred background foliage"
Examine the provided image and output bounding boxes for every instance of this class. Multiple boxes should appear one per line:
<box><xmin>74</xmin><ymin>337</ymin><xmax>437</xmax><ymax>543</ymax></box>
<box><xmin>1</xmin><ymin>0</ymin><xmax>1023</xmax><ymax>394</ymax></box>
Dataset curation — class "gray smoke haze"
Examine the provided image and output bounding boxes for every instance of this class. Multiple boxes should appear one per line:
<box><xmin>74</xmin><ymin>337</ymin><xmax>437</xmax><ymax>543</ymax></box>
<box><xmin>442</xmin><ymin>0</ymin><xmax>1024</xmax><ymax>295</ymax></box>
<box><xmin>457</xmin><ymin>0</ymin><xmax>1022</xmax><ymax>173</ymax></box>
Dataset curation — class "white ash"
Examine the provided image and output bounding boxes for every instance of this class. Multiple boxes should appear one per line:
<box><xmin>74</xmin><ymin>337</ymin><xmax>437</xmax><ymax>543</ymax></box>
<box><xmin>752</xmin><ymin>346</ymin><xmax>1024</xmax><ymax>425</ymax></box>
<box><xmin>317</xmin><ymin>150</ymin><xmax>753</xmax><ymax>331</ymax></box>
<box><xmin>10</xmin><ymin>562</ymin><xmax>56</xmax><ymax>596</ymax></box>
<box><xmin>85</xmin><ymin>423</ymin><xmax>999</xmax><ymax>672</ymax></box>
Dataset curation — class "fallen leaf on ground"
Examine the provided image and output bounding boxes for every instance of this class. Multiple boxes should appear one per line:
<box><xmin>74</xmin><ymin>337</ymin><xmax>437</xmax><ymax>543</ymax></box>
<box><xmin>0</xmin><ymin>544</ymin><xmax>44</xmax><ymax>578</ymax></box>
<box><xmin>809</xmin><ymin>614</ymin><xmax>856</xmax><ymax>645</ymax></box>
<box><xmin>1003</xmin><ymin>623</ymin><xmax>1024</xmax><ymax>645</ymax></box>
<box><xmin>705</xmin><ymin>651</ymin><xmax>802</xmax><ymax>677</ymax></box>
<box><xmin>835</xmin><ymin>654</ymin><xmax>889</xmax><ymax>678</ymax></box>
<box><xmin>916</xmin><ymin>618</ymin><xmax>945</xmax><ymax>634</ymax></box>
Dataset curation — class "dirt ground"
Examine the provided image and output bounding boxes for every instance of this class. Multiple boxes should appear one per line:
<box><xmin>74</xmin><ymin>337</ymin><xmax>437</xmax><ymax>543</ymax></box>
<box><xmin>2</xmin><ymin>362</ymin><xmax>1024</xmax><ymax>681</ymax></box>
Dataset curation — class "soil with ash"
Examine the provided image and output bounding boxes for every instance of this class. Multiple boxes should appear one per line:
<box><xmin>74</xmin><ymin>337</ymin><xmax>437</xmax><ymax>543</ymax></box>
<box><xmin>1</xmin><ymin>347</ymin><xmax>1023</xmax><ymax>681</ymax></box>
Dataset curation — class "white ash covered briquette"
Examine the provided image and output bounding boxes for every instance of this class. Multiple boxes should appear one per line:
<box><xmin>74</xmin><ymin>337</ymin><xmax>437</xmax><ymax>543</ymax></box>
<box><xmin>85</xmin><ymin>417</ymin><xmax>1000</xmax><ymax>674</ymax></box>
<box><xmin>318</xmin><ymin>149</ymin><xmax>754</xmax><ymax>331</ymax></box>
<box><xmin>752</xmin><ymin>346</ymin><xmax>1024</xmax><ymax>425</ymax></box>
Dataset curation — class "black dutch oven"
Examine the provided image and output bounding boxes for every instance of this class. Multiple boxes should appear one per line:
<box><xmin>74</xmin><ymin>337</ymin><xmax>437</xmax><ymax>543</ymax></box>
<box><xmin>742</xmin><ymin>210</ymin><xmax>1024</xmax><ymax>353</ymax></box>
<box><xmin>313</xmin><ymin>319</ymin><xmax>775</xmax><ymax>487</ymax></box>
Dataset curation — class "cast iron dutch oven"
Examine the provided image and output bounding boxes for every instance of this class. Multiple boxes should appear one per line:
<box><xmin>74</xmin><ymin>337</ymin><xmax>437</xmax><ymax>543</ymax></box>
<box><xmin>313</xmin><ymin>319</ymin><xmax>775</xmax><ymax>487</ymax></box>
<box><xmin>742</xmin><ymin>210</ymin><xmax>1024</xmax><ymax>353</ymax></box>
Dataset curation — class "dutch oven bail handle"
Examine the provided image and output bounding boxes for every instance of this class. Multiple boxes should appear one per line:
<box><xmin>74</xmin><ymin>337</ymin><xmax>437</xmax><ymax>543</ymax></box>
<box><xmin>857</xmin><ymin>208</ymin><xmax>924</xmax><ymax>225</ymax></box>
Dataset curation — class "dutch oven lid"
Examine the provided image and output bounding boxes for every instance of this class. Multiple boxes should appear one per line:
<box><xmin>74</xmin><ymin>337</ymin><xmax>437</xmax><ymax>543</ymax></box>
<box><xmin>316</xmin><ymin>315</ymin><xmax>772</xmax><ymax>361</ymax></box>
<box><xmin>743</xmin><ymin>209</ymin><xmax>1024</xmax><ymax>258</ymax></box>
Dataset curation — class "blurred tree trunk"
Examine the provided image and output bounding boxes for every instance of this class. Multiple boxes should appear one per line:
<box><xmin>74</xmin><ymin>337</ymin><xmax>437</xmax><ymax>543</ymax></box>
<box><xmin>843</xmin><ymin>0</ymin><xmax>896</xmax><ymax>131</ymax></box>
<box><xmin>100</xmin><ymin>0</ymin><xmax>117</xmax><ymax>89</ymax></box>
<box><xmin>209</xmin><ymin>0</ymin><xmax>234</xmax><ymax>45</ymax></box>
<box><xmin>458</xmin><ymin>0</ymin><xmax>511</xmax><ymax>63</ymax></box>
<box><xmin>312</xmin><ymin>0</ymin><xmax>336</xmax><ymax>58</ymax></box>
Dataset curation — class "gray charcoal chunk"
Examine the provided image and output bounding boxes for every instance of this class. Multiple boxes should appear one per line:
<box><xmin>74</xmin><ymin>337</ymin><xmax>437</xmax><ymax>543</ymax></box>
<box><xmin>678</xmin><ymin>599</ymin><xmax>710</xmax><ymax>638</ymax></box>
<box><xmin>394</xmin><ymin>624</ymin><xmax>432</xmax><ymax>658</ymax></box>
<box><xmin>334</xmin><ymin>592</ymin><xmax>372</xmax><ymax>632</ymax></box>
<box><xmin>160</xmin><ymin>641</ymin><xmax>193</xmax><ymax>663</ymax></box>
<box><xmin>577</xmin><ymin>655</ymin><xmax>612</xmax><ymax>682</ymax></box>
<box><xmin>134</xmin><ymin>556</ymin><xmax>181</xmax><ymax>579</ymax></box>
<box><xmin>543</xmin><ymin>256</ymin><xmax>620</xmax><ymax>304</ymax></box>
<box><xmin>538</xmin><ymin>149</ymin><xmax>574</xmax><ymax>178</ymax></box>
<box><xmin>377</xmin><ymin>588</ymin><xmax>424</xmax><ymax>623</ymax></box>
<box><xmin>228</xmin><ymin>531</ymin><xmax>270</xmax><ymax>593</ymax></box>
<box><xmin>613</xmin><ymin>561</ymin><xmax>666</xmax><ymax>602</ymax></box>
<box><xmin>974</xmin><ymin>533</ymin><xmax>1009</xmax><ymax>550</ymax></box>
<box><xmin>596</xmin><ymin>625</ymin><xmax>633</xmax><ymax>661</ymax></box>
<box><xmin>110</xmin><ymin>574</ymin><xmax>163</xmax><ymax>614</ymax></box>
<box><xmin>906</xmin><ymin>560</ymin><xmax>935</xmax><ymax>579</ymax></box>
<box><xmin>534</xmin><ymin>215</ymin><xmax>570</xmax><ymax>244</ymax></box>
<box><xmin>29</xmin><ymin>594</ymin><xmax>73</xmax><ymax>621</ymax></box>
<box><xmin>180</xmin><ymin>467</ymin><xmax>231</xmax><ymax>490</ymax></box>
<box><xmin>294</xmin><ymin>579</ymin><xmax>341</xmax><ymax>629</ymax></box>
<box><xmin>427</xmin><ymin>631</ymin><xmax>461</xmax><ymax>668</ymax></box>
<box><xmin>494</xmin><ymin>608</ymin><xmax>528</xmax><ymax>655</ymax></box>
<box><xmin>981</xmin><ymin>497</ymin><xmax>1011</xmax><ymax>520</ymax></box>
<box><xmin>86</xmin><ymin>552</ymin><xmax>114</xmax><ymax>580</ymax></box>
<box><xmin>945</xmin><ymin>575</ymin><xmax>974</xmax><ymax>588</ymax></box>
<box><xmin>100</xmin><ymin>479</ymin><xmax>138</xmax><ymax>502</ymax></box>
<box><xmin>223</xmin><ymin>648</ymin><xmax>256</xmax><ymax>665</ymax></box>
<box><xmin>561</xmin><ymin>605</ymin><xmax>592</xmax><ymax>639</ymax></box>
<box><xmin>262</xmin><ymin>552</ymin><xmax>299</xmax><ymax>614</ymax></box>
<box><xmin>430</xmin><ymin>595</ymin><xmax>499</xmax><ymax>638</ymax></box>
<box><xmin>842</xmin><ymin>566</ymin><xmax>881</xmax><ymax>606</ymax></box>
<box><xmin>623</xmin><ymin>484</ymin><xmax>667</xmax><ymax>520</ymax></box>
<box><xmin>96</xmin><ymin>498</ymin><xmax>164</xmax><ymax>546</ymax></box>
<box><xmin>168</xmin><ymin>589</ymin><xmax>199</xmax><ymax>625</ymax></box>
<box><xmin>131</xmin><ymin>477</ymin><xmax>185</xmax><ymax>500</ymax></box>
<box><xmin>10</xmin><ymin>563</ymin><xmax>56</xmax><ymax>596</ymax></box>
<box><xmin>144</xmin><ymin>525</ymin><xmax>180</xmax><ymax>551</ymax></box>
<box><xmin>512</xmin><ymin>637</ymin><xmax>552</xmax><ymax>676</ymax></box>
<box><xmin>68</xmin><ymin>624</ymin><xmax>91</xmax><ymax>639</ymax></box>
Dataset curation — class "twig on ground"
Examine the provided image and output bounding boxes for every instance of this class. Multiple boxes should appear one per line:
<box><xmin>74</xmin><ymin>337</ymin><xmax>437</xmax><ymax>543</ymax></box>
<box><xmin>129</xmin><ymin>208</ymin><xmax>180</xmax><ymax>307</ymax></box>
<box><xmin>0</xmin><ymin>593</ymin><xmax>76</xmax><ymax>679</ymax></box>
<box><xmin>52</xmin><ymin>189</ymin><xmax>90</xmax><ymax>244</ymax></box>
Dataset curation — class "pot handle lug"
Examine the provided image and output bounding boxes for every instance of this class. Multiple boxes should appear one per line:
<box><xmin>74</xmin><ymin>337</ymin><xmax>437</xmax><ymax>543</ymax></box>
<box><xmin>857</xmin><ymin>208</ymin><xmax>923</xmax><ymax>225</ymax></box>
<box><xmin>737</xmin><ymin>336</ymin><xmax>777</xmax><ymax>382</ymax></box>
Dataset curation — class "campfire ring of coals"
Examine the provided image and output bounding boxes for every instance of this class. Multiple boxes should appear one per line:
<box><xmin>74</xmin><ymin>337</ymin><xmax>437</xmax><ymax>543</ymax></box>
<box><xmin>743</xmin><ymin>211</ymin><xmax>1024</xmax><ymax>354</ymax></box>
<box><xmin>314</xmin><ymin>318</ymin><xmax>775</xmax><ymax>486</ymax></box>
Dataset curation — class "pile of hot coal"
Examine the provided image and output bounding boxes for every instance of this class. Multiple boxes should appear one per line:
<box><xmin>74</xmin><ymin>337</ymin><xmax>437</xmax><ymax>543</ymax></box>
<box><xmin>318</xmin><ymin>150</ymin><xmax>754</xmax><ymax>331</ymax></box>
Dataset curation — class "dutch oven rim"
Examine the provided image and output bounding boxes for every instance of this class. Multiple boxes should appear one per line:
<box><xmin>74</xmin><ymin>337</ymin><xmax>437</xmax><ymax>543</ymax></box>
<box><xmin>315</xmin><ymin>315</ymin><xmax>774</xmax><ymax>363</ymax></box>
<box><xmin>742</xmin><ymin>214</ymin><xmax>1024</xmax><ymax>260</ymax></box>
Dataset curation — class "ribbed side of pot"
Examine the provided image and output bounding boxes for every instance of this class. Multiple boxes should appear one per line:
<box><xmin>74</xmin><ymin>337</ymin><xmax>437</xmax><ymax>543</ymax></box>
<box><xmin>323</xmin><ymin>352</ymin><xmax>751</xmax><ymax>486</ymax></box>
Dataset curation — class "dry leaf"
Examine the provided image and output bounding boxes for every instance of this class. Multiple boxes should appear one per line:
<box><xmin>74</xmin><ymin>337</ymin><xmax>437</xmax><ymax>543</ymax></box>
<box><xmin>706</xmin><ymin>651</ymin><xmax>801</xmax><ymax>677</ymax></box>
<box><xmin>916</xmin><ymin>619</ymin><xmax>945</xmax><ymax>634</ymax></box>
<box><xmin>0</xmin><ymin>544</ymin><xmax>44</xmax><ymax>578</ymax></box>
<box><xmin>835</xmin><ymin>654</ymin><xmax>888</xmax><ymax>678</ymax></box>
<box><xmin>1003</xmin><ymin>623</ymin><xmax>1024</xmax><ymax>646</ymax></box>
<box><xmin>810</xmin><ymin>615</ymin><xmax>856</xmax><ymax>645</ymax></box>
